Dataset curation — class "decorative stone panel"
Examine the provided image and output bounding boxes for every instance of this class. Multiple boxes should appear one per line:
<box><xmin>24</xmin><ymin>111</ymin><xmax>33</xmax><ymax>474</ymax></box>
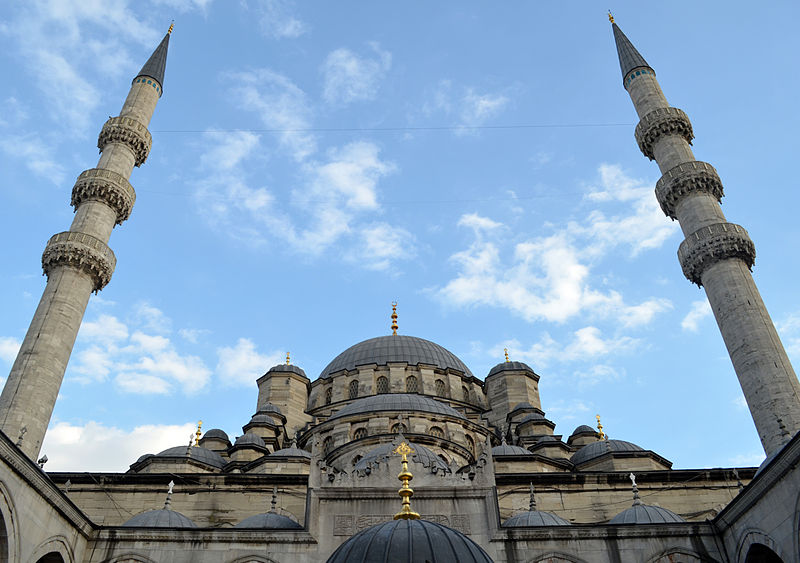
<box><xmin>678</xmin><ymin>222</ymin><xmax>755</xmax><ymax>286</ymax></box>
<box><xmin>655</xmin><ymin>161</ymin><xmax>724</xmax><ymax>219</ymax></box>
<box><xmin>635</xmin><ymin>107</ymin><xmax>694</xmax><ymax>160</ymax></box>
<box><xmin>42</xmin><ymin>231</ymin><xmax>116</xmax><ymax>292</ymax></box>
<box><xmin>97</xmin><ymin>116</ymin><xmax>152</xmax><ymax>166</ymax></box>
<box><xmin>71</xmin><ymin>168</ymin><xmax>136</xmax><ymax>224</ymax></box>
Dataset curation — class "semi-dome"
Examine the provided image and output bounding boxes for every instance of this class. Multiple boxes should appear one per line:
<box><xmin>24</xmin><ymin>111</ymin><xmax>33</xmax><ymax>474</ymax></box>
<box><xmin>234</xmin><ymin>433</ymin><xmax>267</xmax><ymax>448</ymax></box>
<box><xmin>330</xmin><ymin>393</ymin><xmax>466</xmax><ymax>421</ymax></box>
<box><xmin>491</xmin><ymin>443</ymin><xmax>532</xmax><ymax>456</ymax></box>
<box><xmin>202</xmin><ymin>428</ymin><xmax>230</xmax><ymax>441</ymax></box>
<box><xmin>123</xmin><ymin>508</ymin><xmax>197</xmax><ymax>528</ymax></box>
<box><xmin>609</xmin><ymin>504</ymin><xmax>685</xmax><ymax>524</ymax></box>
<box><xmin>504</xmin><ymin>510</ymin><xmax>570</xmax><ymax>527</ymax></box>
<box><xmin>234</xmin><ymin>512</ymin><xmax>303</xmax><ymax>529</ymax></box>
<box><xmin>153</xmin><ymin>445</ymin><xmax>226</xmax><ymax>469</ymax></box>
<box><xmin>326</xmin><ymin>519</ymin><xmax>493</xmax><ymax>563</ymax></box>
<box><xmin>271</xmin><ymin>446</ymin><xmax>312</xmax><ymax>459</ymax></box>
<box><xmin>488</xmin><ymin>360</ymin><xmax>534</xmax><ymax>377</ymax></box>
<box><xmin>571</xmin><ymin>439</ymin><xmax>644</xmax><ymax>466</ymax></box>
<box><xmin>266</xmin><ymin>363</ymin><xmax>308</xmax><ymax>378</ymax></box>
<box><xmin>320</xmin><ymin>335</ymin><xmax>473</xmax><ymax>378</ymax></box>
<box><xmin>355</xmin><ymin>440</ymin><xmax>450</xmax><ymax>474</ymax></box>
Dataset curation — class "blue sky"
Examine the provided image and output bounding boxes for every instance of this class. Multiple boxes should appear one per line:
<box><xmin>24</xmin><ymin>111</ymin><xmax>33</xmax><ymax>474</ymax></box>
<box><xmin>1</xmin><ymin>1</ymin><xmax>798</xmax><ymax>471</ymax></box>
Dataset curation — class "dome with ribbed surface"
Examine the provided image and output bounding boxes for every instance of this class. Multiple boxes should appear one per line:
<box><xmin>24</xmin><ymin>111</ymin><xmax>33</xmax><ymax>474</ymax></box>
<box><xmin>326</xmin><ymin>519</ymin><xmax>493</xmax><ymax>563</ymax></box>
<box><xmin>504</xmin><ymin>510</ymin><xmax>571</xmax><ymax>527</ymax></box>
<box><xmin>488</xmin><ymin>361</ymin><xmax>534</xmax><ymax>377</ymax></box>
<box><xmin>123</xmin><ymin>508</ymin><xmax>197</xmax><ymax>528</ymax></box>
<box><xmin>571</xmin><ymin>439</ymin><xmax>644</xmax><ymax>466</ymax></box>
<box><xmin>492</xmin><ymin>444</ymin><xmax>532</xmax><ymax>456</ymax></box>
<box><xmin>609</xmin><ymin>504</ymin><xmax>684</xmax><ymax>524</ymax></box>
<box><xmin>320</xmin><ymin>335</ymin><xmax>472</xmax><ymax>378</ymax></box>
<box><xmin>154</xmin><ymin>445</ymin><xmax>225</xmax><ymax>469</ymax></box>
<box><xmin>234</xmin><ymin>512</ymin><xmax>303</xmax><ymax>529</ymax></box>
<box><xmin>354</xmin><ymin>440</ymin><xmax>450</xmax><ymax>474</ymax></box>
<box><xmin>330</xmin><ymin>393</ymin><xmax>466</xmax><ymax>421</ymax></box>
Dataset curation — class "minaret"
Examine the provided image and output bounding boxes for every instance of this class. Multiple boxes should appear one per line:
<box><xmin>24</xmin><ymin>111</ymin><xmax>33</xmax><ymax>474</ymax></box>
<box><xmin>611</xmin><ymin>15</ymin><xmax>800</xmax><ymax>456</ymax></box>
<box><xmin>0</xmin><ymin>27</ymin><xmax>173</xmax><ymax>459</ymax></box>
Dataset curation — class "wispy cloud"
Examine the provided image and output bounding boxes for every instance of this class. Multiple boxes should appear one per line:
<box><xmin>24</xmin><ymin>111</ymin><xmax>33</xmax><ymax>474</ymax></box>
<box><xmin>682</xmin><ymin>300</ymin><xmax>712</xmax><ymax>332</ymax></box>
<box><xmin>250</xmin><ymin>0</ymin><xmax>308</xmax><ymax>39</ymax></box>
<box><xmin>217</xmin><ymin>338</ymin><xmax>283</xmax><ymax>387</ymax></box>
<box><xmin>0</xmin><ymin>337</ymin><xmax>21</xmax><ymax>365</ymax></box>
<box><xmin>423</xmin><ymin>80</ymin><xmax>510</xmax><ymax>133</ymax></box>
<box><xmin>322</xmin><ymin>43</ymin><xmax>392</xmax><ymax>106</ymax></box>
<box><xmin>0</xmin><ymin>133</ymin><xmax>66</xmax><ymax>184</ymax></box>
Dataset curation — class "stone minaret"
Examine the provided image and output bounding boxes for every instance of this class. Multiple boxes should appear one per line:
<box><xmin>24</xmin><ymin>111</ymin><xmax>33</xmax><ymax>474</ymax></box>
<box><xmin>611</xmin><ymin>16</ymin><xmax>800</xmax><ymax>456</ymax></box>
<box><xmin>0</xmin><ymin>28</ymin><xmax>172</xmax><ymax>459</ymax></box>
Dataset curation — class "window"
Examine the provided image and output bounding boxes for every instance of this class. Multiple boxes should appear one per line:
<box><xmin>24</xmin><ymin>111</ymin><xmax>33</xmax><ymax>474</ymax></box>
<box><xmin>323</xmin><ymin>437</ymin><xmax>333</xmax><ymax>456</ymax></box>
<box><xmin>429</xmin><ymin>426</ymin><xmax>444</xmax><ymax>439</ymax></box>
<box><xmin>406</xmin><ymin>375</ymin><xmax>418</xmax><ymax>393</ymax></box>
<box><xmin>348</xmin><ymin>380</ymin><xmax>359</xmax><ymax>400</ymax></box>
<box><xmin>325</xmin><ymin>387</ymin><xmax>332</xmax><ymax>405</ymax></box>
<box><xmin>462</xmin><ymin>386</ymin><xmax>470</xmax><ymax>402</ymax></box>
<box><xmin>435</xmin><ymin>379</ymin><xmax>446</xmax><ymax>397</ymax></box>
<box><xmin>466</xmin><ymin>435</ymin><xmax>475</xmax><ymax>457</ymax></box>
<box><xmin>353</xmin><ymin>427</ymin><xmax>367</xmax><ymax>440</ymax></box>
<box><xmin>391</xmin><ymin>423</ymin><xmax>407</xmax><ymax>434</ymax></box>
<box><xmin>376</xmin><ymin>376</ymin><xmax>389</xmax><ymax>394</ymax></box>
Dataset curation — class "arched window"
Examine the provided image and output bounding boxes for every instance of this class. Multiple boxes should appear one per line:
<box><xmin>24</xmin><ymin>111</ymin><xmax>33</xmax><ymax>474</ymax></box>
<box><xmin>325</xmin><ymin>387</ymin><xmax>332</xmax><ymax>405</ymax></box>
<box><xmin>745</xmin><ymin>544</ymin><xmax>783</xmax><ymax>563</ymax></box>
<box><xmin>406</xmin><ymin>375</ymin><xmax>418</xmax><ymax>393</ymax></box>
<box><xmin>462</xmin><ymin>386</ymin><xmax>470</xmax><ymax>402</ymax></box>
<box><xmin>466</xmin><ymin>435</ymin><xmax>475</xmax><ymax>457</ymax></box>
<box><xmin>353</xmin><ymin>427</ymin><xmax>367</xmax><ymax>440</ymax></box>
<box><xmin>323</xmin><ymin>436</ymin><xmax>334</xmax><ymax>456</ymax></box>
<box><xmin>429</xmin><ymin>426</ymin><xmax>444</xmax><ymax>439</ymax></box>
<box><xmin>435</xmin><ymin>379</ymin><xmax>446</xmax><ymax>397</ymax></box>
<box><xmin>376</xmin><ymin>376</ymin><xmax>389</xmax><ymax>394</ymax></box>
<box><xmin>348</xmin><ymin>380</ymin><xmax>359</xmax><ymax>400</ymax></box>
<box><xmin>391</xmin><ymin>423</ymin><xmax>407</xmax><ymax>434</ymax></box>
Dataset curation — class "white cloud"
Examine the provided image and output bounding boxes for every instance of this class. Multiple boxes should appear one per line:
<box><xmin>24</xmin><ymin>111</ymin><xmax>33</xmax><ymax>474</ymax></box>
<box><xmin>728</xmin><ymin>451</ymin><xmax>766</xmax><ymax>467</ymax></box>
<box><xmin>322</xmin><ymin>43</ymin><xmax>392</xmax><ymax>106</ymax></box>
<box><xmin>458</xmin><ymin>213</ymin><xmax>503</xmax><ymax>233</ymax></box>
<box><xmin>460</xmin><ymin>88</ymin><xmax>509</xmax><ymax>125</ymax></box>
<box><xmin>149</xmin><ymin>0</ymin><xmax>214</xmax><ymax>12</ymax></box>
<box><xmin>423</xmin><ymin>80</ymin><xmax>510</xmax><ymax>133</ymax></box>
<box><xmin>252</xmin><ymin>0</ymin><xmax>308</xmax><ymax>39</ymax></box>
<box><xmin>732</xmin><ymin>395</ymin><xmax>748</xmax><ymax>410</ymax></box>
<box><xmin>0</xmin><ymin>337</ymin><xmax>21</xmax><ymax>364</ymax></box>
<box><xmin>79</xmin><ymin>314</ymin><xmax>129</xmax><ymax>346</ymax></box>
<box><xmin>547</xmin><ymin>399</ymin><xmax>591</xmax><ymax>422</ymax></box>
<box><xmin>682</xmin><ymin>300</ymin><xmax>712</xmax><ymax>332</ymax></box>
<box><xmin>574</xmin><ymin>364</ymin><xmax>624</xmax><ymax>387</ymax></box>
<box><xmin>217</xmin><ymin>338</ymin><xmax>283</xmax><ymax>387</ymax></box>
<box><xmin>41</xmin><ymin>420</ymin><xmax>197</xmax><ymax>472</ymax></box>
<box><xmin>352</xmin><ymin>223</ymin><xmax>415</xmax><ymax>271</ymax></box>
<box><xmin>0</xmin><ymin>133</ymin><xmax>66</xmax><ymax>185</ymax></box>
<box><xmin>178</xmin><ymin>328</ymin><xmax>210</xmax><ymax>344</ymax></box>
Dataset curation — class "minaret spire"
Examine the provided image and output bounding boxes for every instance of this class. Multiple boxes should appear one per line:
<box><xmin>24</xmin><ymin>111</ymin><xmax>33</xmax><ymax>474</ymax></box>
<box><xmin>0</xmin><ymin>31</ymin><xmax>172</xmax><ymax>459</ymax></box>
<box><xmin>612</xmin><ymin>20</ymin><xmax>800</xmax><ymax>456</ymax></box>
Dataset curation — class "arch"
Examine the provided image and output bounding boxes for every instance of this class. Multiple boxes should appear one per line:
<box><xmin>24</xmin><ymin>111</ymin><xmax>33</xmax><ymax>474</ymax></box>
<box><xmin>737</xmin><ymin>530</ymin><xmax>785</xmax><ymax>563</ymax></box>
<box><xmin>107</xmin><ymin>555</ymin><xmax>158</xmax><ymax>563</ymax></box>
<box><xmin>465</xmin><ymin>435</ymin><xmax>475</xmax><ymax>457</ymax></box>
<box><xmin>429</xmin><ymin>426</ymin><xmax>444</xmax><ymax>439</ymax></box>
<box><xmin>526</xmin><ymin>552</ymin><xmax>588</xmax><ymax>563</ymax></box>
<box><xmin>391</xmin><ymin>423</ymin><xmax>407</xmax><ymax>434</ymax></box>
<box><xmin>434</xmin><ymin>379</ymin><xmax>446</xmax><ymax>397</ymax></box>
<box><xmin>353</xmin><ymin>427</ymin><xmax>367</xmax><ymax>440</ymax></box>
<box><xmin>29</xmin><ymin>536</ymin><xmax>74</xmax><ymax>563</ymax></box>
<box><xmin>325</xmin><ymin>387</ymin><xmax>332</xmax><ymax>405</ymax></box>
<box><xmin>348</xmin><ymin>380</ymin><xmax>359</xmax><ymax>400</ymax></box>
<box><xmin>0</xmin><ymin>480</ymin><xmax>19</xmax><ymax>563</ymax></box>
<box><xmin>406</xmin><ymin>376</ymin><xmax>418</xmax><ymax>393</ymax></box>
<box><xmin>376</xmin><ymin>376</ymin><xmax>389</xmax><ymax>394</ymax></box>
<box><xmin>647</xmin><ymin>547</ymin><xmax>707</xmax><ymax>563</ymax></box>
<box><xmin>462</xmin><ymin>385</ymin><xmax>470</xmax><ymax>402</ymax></box>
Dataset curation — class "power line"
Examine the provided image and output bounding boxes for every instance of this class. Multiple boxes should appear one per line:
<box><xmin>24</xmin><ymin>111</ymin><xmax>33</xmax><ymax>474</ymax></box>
<box><xmin>151</xmin><ymin>122</ymin><xmax>634</xmax><ymax>134</ymax></box>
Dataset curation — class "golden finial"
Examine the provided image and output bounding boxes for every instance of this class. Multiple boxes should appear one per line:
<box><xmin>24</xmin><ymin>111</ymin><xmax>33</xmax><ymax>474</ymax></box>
<box><xmin>596</xmin><ymin>414</ymin><xmax>606</xmax><ymax>440</ymax></box>
<box><xmin>390</xmin><ymin>301</ymin><xmax>398</xmax><ymax>335</ymax></box>
<box><xmin>504</xmin><ymin>348</ymin><xmax>509</xmax><ymax>362</ymax></box>
<box><xmin>286</xmin><ymin>351</ymin><xmax>291</xmax><ymax>365</ymax></box>
<box><xmin>607</xmin><ymin>11</ymin><xmax>614</xmax><ymax>24</ymax></box>
<box><xmin>393</xmin><ymin>441</ymin><xmax>420</xmax><ymax>520</ymax></box>
<box><xmin>195</xmin><ymin>420</ymin><xmax>202</xmax><ymax>446</ymax></box>
<box><xmin>168</xmin><ymin>21</ymin><xmax>174</xmax><ymax>34</ymax></box>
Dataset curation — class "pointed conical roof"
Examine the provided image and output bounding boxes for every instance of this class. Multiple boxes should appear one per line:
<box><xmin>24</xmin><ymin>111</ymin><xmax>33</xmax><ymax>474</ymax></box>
<box><xmin>135</xmin><ymin>31</ymin><xmax>170</xmax><ymax>94</ymax></box>
<box><xmin>612</xmin><ymin>23</ymin><xmax>652</xmax><ymax>81</ymax></box>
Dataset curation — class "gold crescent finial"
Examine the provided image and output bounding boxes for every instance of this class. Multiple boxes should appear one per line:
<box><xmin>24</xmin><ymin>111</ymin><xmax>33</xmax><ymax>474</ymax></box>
<box><xmin>286</xmin><ymin>351</ymin><xmax>291</xmax><ymax>365</ymax></box>
<box><xmin>608</xmin><ymin>11</ymin><xmax>614</xmax><ymax>24</ymax></box>
<box><xmin>168</xmin><ymin>21</ymin><xmax>174</xmax><ymax>34</ymax></box>
<box><xmin>391</xmin><ymin>301</ymin><xmax>398</xmax><ymax>335</ymax></box>
<box><xmin>195</xmin><ymin>420</ymin><xmax>202</xmax><ymax>446</ymax></box>
<box><xmin>596</xmin><ymin>414</ymin><xmax>606</xmax><ymax>440</ymax></box>
<box><xmin>504</xmin><ymin>348</ymin><xmax>509</xmax><ymax>362</ymax></box>
<box><xmin>393</xmin><ymin>441</ymin><xmax>420</xmax><ymax>520</ymax></box>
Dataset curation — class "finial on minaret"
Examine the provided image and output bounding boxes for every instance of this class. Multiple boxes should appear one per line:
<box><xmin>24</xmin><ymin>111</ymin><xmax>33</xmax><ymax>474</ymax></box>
<box><xmin>608</xmin><ymin>11</ymin><xmax>614</xmax><ymax>23</ymax></box>
<box><xmin>393</xmin><ymin>441</ymin><xmax>420</xmax><ymax>520</ymax></box>
<box><xmin>195</xmin><ymin>420</ymin><xmax>202</xmax><ymax>446</ymax></box>
<box><xmin>596</xmin><ymin>414</ymin><xmax>606</xmax><ymax>440</ymax></box>
<box><xmin>504</xmin><ymin>348</ymin><xmax>509</xmax><ymax>362</ymax></box>
<box><xmin>529</xmin><ymin>483</ymin><xmax>537</xmax><ymax>511</ymax></box>
<box><xmin>164</xmin><ymin>480</ymin><xmax>175</xmax><ymax>509</ymax></box>
<box><xmin>168</xmin><ymin>21</ymin><xmax>174</xmax><ymax>35</ymax></box>
<box><xmin>629</xmin><ymin>473</ymin><xmax>642</xmax><ymax>506</ymax></box>
<box><xmin>286</xmin><ymin>351</ymin><xmax>291</xmax><ymax>365</ymax></box>
<box><xmin>391</xmin><ymin>301</ymin><xmax>398</xmax><ymax>335</ymax></box>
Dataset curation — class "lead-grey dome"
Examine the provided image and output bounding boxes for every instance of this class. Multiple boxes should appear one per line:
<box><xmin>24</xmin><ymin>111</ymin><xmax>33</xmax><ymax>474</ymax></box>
<box><xmin>320</xmin><ymin>335</ymin><xmax>473</xmax><ymax>378</ymax></box>
<box><xmin>271</xmin><ymin>446</ymin><xmax>312</xmax><ymax>459</ymax></box>
<box><xmin>571</xmin><ymin>425</ymin><xmax>597</xmax><ymax>436</ymax></box>
<box><xmin>266</xmin><ymin>364</ymin><xmax>308</xmax><ymax>379</ymax></box>
<box><xmin>491</xmin><ymin>444</ymin><xmax>532</xmax><ymax>456</ymax></box>
<box><xmin>257</xmin><ymin>402</ymin><xmax>283</xmax><ymax>416</ymax></box>
<box><xmin>123</xmin><ymin>508</ymin><xmax>197</xmax><ymax>528</ymax></box>
<box><xmin>504</xmin><ymin>510</ymin><xmax>570</xmax><ymax>527</ymax></box>
<box><xmin>234</xmin><ymin>512</ymin><xmax>303</xmax><ymax>529</ymax></box>
<box><xmin>488</xmin><ymin>361</ymin><xmax>534</xmax><ymax>377</ymax></box>
<box><xmin>571</xmin><ymin>439</ymin><xmax>644</xmax><ymax>466</ymax></box>
<box><xmin>330</xmin><ymin>393</ymin><xmax>466</xmax><ymax>421</ymax></box>
<box><xmin>202</xmin><ymin>428</ymin><xmax>230</xmax><ymax>441</ymax></box>
<box><xmin>326</xmin><ymin>519</ymin><xmax>493</xmax><ymax>563</ymax></box>
<box><xmin>609</xmin><ymin>504</ymin><xmax>684</xmax><ymax>524</ymax></box>
<box><xmin>234</xmin><ymin>433</ymin><xmax>266</xmax><ymax>448</ymax></box>
<box><xmin>354</xmin><ymin>440</ymin><xmax>450</xmax><ymax>474</ymax></box>
<box><xmin>154</xmin><ymin>445</ymin><xmax>226</xmax><ymax>469</ymax></box>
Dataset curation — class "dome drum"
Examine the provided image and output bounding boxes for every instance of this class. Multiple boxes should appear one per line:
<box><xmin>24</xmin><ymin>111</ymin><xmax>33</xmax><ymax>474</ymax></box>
<box><xmin>131</xmin><ymin>445</ymin><xmax>226</xmax><ymax>473</ymax></box>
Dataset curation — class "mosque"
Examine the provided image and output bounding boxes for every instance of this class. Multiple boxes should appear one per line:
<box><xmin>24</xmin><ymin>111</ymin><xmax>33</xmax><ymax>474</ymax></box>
<box><xmin>0</xmin><ymin>15</ymin><xmax>799</xmax><ymax>563</ymax></box>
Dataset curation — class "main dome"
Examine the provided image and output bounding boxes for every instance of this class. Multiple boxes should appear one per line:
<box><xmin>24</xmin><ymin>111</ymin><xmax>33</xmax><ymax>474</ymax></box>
<box><xmin>320</xmin><ymin>335</ymin><xmax>473</xmax><ymax>379</ymax></box>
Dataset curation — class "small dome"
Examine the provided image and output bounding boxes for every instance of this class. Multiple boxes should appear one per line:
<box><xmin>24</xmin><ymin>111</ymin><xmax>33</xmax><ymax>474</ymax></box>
<box><xmin>257</xmin><ymin>402</ymin><xmax>284</xmax><ymax>416</ymax></box>
<box><xmin>234</xmin><ymin>433</ymin><xmax>267</xmax><ymax>448</ymax></box>
<box><xmin>202</xmin><ymin>428</ymin><xmax>230</xmax><ymax>441</ymax></box>
<box><xmin>518</xmin><ymin>413</ymin><xmax>545</xmax><ymax>424</ymax></box>
<box><xmin>509</xmin><ymin>402</ymin><xmax>534</xmax><ymax>413</ymax></box>
<box><xmin>270</xmin><ymin>446</ymin><xmax>312</xmax><ymax>459</ymax></box>
<box><xmin>234</xmin><ymin>512</ymin><xmax>303</xmax><ymax>529</ymax></box>
<box><xmin>123</xmin><ymin>508</ymin><xmax>197</xmax><ymax>528</ymax></box>
<box><xmin>571</xmin><ymin>425</ymin><xmax>597</xmax><ymax>436</ymax></box>
<box><xmin>154</xmin><ymin>446</ymin><xmax>226</xmax><ymax>469</ymax></box>
<box><xmin>488</xmin><ymin>361</ymin><xmax>534</xmax><ymax>377</ymax></box>
<box><xmin>504</xmin><ymin>510</ymin><xmax>570</xmax><ymax>527</ymax></box>
<box><xmin>571</xmin><ymin>439</ymin><xmax>644</xmax><ymax>466</ymax></box>
<box><xmin>355</xmin><ymin>441</ymin><xmax>449</xmax><ymax>474</ymax></box>
<box><xmin>248</xmin><ymin>413</ymin><xmax>279</xmax><ymax>426</ymax></box>
<box><xmin>330</xmin><ymin>394</ymin><xmax>466</xmax><ymax>421</ymax></box>
<box><xmin>326</xmin><ymin>519</ymin><xmax>493</xmax><ymax>563</ymax></box>
<box><xmin>136</xmin><ymin>453</ymin><xmax>154</xmax><ymax>463</ymax></box>
<box><xmin>491</xmin><ymin>444</ymin><xmax>532</xmax><ymax>457</ymax></box>
<box><xmin>609</xmin><ymin>504</ymin><xmax>685</xmax><ymax>524</ymax></box>
<box><xmin>266</xmin><ymin>364</ymin><xmax>308</xmax><ymax>379</ymax></box>
<box><xmin>320</xmin><ymin>335</ymin><xmax>473</xmax><ymax>379</ymax></box>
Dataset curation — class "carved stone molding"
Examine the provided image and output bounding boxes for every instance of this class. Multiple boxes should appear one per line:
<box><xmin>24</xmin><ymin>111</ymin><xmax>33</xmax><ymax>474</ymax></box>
<box><xmin>42</xmin><ymin>231</ymin><xmax>116</xmax><ymax>292</ymax></box>
<box><xmin>655</xmin><ymin>161</ymin><xmax>724</xmax><ymax>220</ymax></box>
<box><xmin>678</xmin><ymin>222</ymin><xmax>755</xmax><ymax>286</ymax></box>
<box><xmin>97</xmin><ymin>116</ymin><xmax>152</xmax><ymax>166</ymax></box>
<box><xmin>635</xmin><ymin>107</ymin><xmax>694</xmax><ymax>160</ymax></box>
<box><xmin>71</xmin><ymin>168</ymin><xmax>136</xmax><ymax>224</ymax></box>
